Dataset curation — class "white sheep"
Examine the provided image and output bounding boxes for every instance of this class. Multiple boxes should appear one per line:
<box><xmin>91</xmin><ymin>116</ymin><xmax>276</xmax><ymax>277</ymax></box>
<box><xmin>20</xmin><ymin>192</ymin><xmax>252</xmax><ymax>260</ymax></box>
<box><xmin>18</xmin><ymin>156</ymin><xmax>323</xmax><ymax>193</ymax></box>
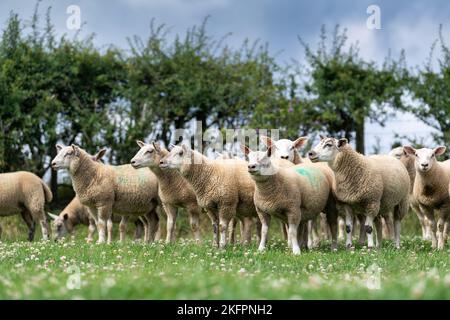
<box><xmin>130</xmin><ymin>140</ymin><xmax>202</xmax><ymax>243</ymax></box>
<box><xmin>403</xmin><ymin>146</ymin><xmax>450</xmax><ymax>249</ymax></box>
<box><xmin>159</xmin><ymin>144</ymin><xmax>258</xmax><ymax>248</ymax></box>
<box><xmin>309</xmin><ymin>137</ymin><xmax>410</xmax><ymax>249</ymax></box>
<box><xmin>242</xmin><ymin>145</ymin><xmax>333</xmax><ymax>254</ymax></box>
<box><xmin>0</xmin><ymin>171</ymin><xmax>52</xmax><ymax>241</ymax></box>
<box><xmin>51</xmin><ymin>144</ymin><xmax>160</xmax><ymax>244</ymax></box>
<box><xmin>260</xmin><ymin>136</ymin><xmax>310</xmax><ymax>164</ymax></box>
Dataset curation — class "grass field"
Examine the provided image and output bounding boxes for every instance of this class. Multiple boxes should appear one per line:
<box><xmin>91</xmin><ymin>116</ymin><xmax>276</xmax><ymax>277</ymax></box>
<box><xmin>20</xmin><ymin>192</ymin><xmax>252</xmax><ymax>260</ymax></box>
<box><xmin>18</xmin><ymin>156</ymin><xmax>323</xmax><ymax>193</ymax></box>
<box><xmin>0</xmin><ymin>212</ymin><xmax>449</xmax><ymax>300</ymax></box>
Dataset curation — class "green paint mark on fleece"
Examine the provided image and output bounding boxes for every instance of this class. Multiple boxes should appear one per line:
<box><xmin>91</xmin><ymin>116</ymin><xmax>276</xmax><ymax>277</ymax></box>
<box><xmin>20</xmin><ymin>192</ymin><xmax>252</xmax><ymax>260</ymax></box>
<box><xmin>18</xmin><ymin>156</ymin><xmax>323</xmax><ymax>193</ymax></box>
<box><xmin>293</xmin><ymin>167</ymin><xmax>324</xmax><ymax>190</ymax></box>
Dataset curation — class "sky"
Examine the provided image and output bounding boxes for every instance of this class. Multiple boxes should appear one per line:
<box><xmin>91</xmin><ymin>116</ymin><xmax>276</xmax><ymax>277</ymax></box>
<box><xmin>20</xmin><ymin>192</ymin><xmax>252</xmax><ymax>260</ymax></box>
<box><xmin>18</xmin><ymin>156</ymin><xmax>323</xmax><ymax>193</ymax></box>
<box><xmin>0</xmin><ymin>0</ymin><xmax>448</xmax><ymax>153</ymax></box>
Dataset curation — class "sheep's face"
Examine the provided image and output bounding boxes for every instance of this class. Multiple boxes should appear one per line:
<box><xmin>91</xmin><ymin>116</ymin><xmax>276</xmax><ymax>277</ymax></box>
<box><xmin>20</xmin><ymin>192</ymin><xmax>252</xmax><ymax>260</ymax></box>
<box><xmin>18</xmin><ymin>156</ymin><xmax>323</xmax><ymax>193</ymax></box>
<box><xmin>131</xmin><ymin>141</ymin><xmax>158</xmax><ymax>169</ymax></box>
<box><xmin>51</xmin><ymin>213</ymin><xmax>72</xmax><ymax>239</ymax></box>
<box><xmin>404</xmin><ymin>146</ymin><xmax>446</xmax><ymax>173</ymax></box>
<box><xmin>52</xmin><ymin>145</ymin><xmax>80</xmax><ymax>170</ymax></box>
<box><xmin>242</xmin><ymin>145</ymin><xmax>276</xmax><ymax>176</ymax></box>
<box><xmin>160</xmin><ymin>145</ymin><xmax>188</xmax><ymax>169</ymax></box>
<box><xmin>261</xmin><ymin>136</ymin><xmax>308</xmax><ymax>162</ymax></box>
<box><xmin>309</xmin><ymin>137</ymin><xmax>342</xmax><ymax>163</ymax></box>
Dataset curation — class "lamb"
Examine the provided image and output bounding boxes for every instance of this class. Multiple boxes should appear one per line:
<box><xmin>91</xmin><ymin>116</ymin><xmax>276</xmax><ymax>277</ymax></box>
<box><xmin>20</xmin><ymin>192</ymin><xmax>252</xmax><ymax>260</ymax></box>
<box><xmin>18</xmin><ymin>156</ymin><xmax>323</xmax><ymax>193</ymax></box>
<box><xmin>403</xmin><ymin>146</ymin><xmax>450</xmax><ymax>249</ymax></box>
<box><xmin>260</xmin><ymin>136</ymin><xmax>310</xmax><ymax>164</ymax></box>
<box><xmin>389</xmin><ymin>146</ymin><xmax>430</xmax><ymax>240</ymax></box>
<box><xmin>51</xmin><ymin>144</ymin><xmax>160</xmax><ymax>244</ymax></box>
<box><xmin>159</xmin><ymin>144</ymin><xmax>258</xmax><ymax>248</ymax></box>
<box><xmin>309</xmin><ymin>137</ymin><xmax>410</xmax><ymax>249</ymax></box>
<box><xmin>48</xmin><ymin>196</ymin><xmax>144</xmax><ymax>241</ymax></box>
<box><xmin>242</xmin><ymin>144</ymin><xmax>335</xmax><ymax>254</ymax></box>
<box><xmin>130</xmin><ymin>140</ymin><xmax>202</xmax><ymax>243</ymax></box>
<box><xmin>0</xmin><ymin>171</ymin><xmax>52</xmax><ymax>241</ymax></box>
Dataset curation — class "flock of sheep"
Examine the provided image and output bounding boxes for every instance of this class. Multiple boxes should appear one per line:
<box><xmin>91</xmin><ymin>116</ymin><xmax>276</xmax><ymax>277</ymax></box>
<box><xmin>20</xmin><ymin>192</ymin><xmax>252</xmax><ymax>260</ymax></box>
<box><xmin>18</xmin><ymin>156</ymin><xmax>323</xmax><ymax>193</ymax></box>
<box><xmin>0</xmin><ymin>135</ymin><xmax>449</xmax><ymax>253</ymax></box>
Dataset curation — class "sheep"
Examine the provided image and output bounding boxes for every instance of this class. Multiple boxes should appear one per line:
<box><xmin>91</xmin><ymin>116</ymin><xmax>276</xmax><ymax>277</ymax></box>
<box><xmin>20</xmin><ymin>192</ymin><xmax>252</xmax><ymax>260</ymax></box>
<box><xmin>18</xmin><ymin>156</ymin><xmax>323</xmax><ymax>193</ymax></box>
<box><xmin>51</xmin><ymin>144</ymin><xmax>160</xmax><ymax>244</ymax></box>
<box><xmin>261</xmin><ymin>135</ymin><xmax>334</xmax><ymax>247</ymax></box>
<box><xmin>159</xmin><ymin>144</ymin><xmax>258</xmax><ymax>248</ymax></box>
<box><xmin>0</xmin><ymin>171</ymin><xmax>52</xmax><ymax>241</ymax></box>
<box><xmin>260</xmin><ymin>136</ymin><xmax>310</xmax><ymax>164</ymax></box>
<box><xmin>242</xmin><ymin>144</ymin><xmax>334</xmax><ymax>254</ymax></box>
<box><xmin>403</xmin><ymin>146</ymin><xmax>450</xmax><ymax>249</ymax></box>
<box><xmin>48</xmin><ymin>196</ymin><xmax>144</xmax><ymax>241</ymax></box>
<box><xmin>309</xmin><ymin>137</ymin><xmax>410</xmax><ymax>249</ymax></box>
<box><xmin>130</xmin><ymin>140</ymin><xmax>203</xmax><ymax>243</ymax></box>
<box><xmin>389</xmin><ymin>146</ymin><xmax>431</xmax><ymax>240</ymax></box>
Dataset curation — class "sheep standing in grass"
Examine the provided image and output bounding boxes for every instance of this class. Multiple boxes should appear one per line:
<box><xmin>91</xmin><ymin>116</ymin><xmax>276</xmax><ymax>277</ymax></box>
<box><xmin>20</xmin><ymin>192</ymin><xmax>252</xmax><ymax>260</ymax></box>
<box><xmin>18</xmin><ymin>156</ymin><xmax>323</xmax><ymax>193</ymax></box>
<box><xmin>403</xmin><ymin>146</ymin><xmax>450</xmax><ymax>249</ymax></box>
<box><xmin>242</xmin><ymin>145</ymin><xmax>334</xmax><ymax>254</ymax></box>
<box><xmin>51</xmin><ymin>144</ymin><xmax>159</xmax><ymax>244</ymax></box>
<box><xmin>159</xmin><ymin>144</ymin><xmax>257</xmax><ymax>248</ymax></box>
<box><xmin>130</xmin><ymin>140</ymin><xmax>202</xmax><ymax>243</ymax></box>
<box><xmin>389</xmin><ymin>146</ymin><xmax>431</xmax><ymax>240</ymax></box>
<box><xmin>48</xmin><ymin>196</ymin><xmax>144</xmax><ymax>241</ymax></box>
<box><xmin>0</xmin><ymin>171</ymin><xmax>52</xmax><ymax>241</ymax></box>
<box><xmin>309</xmin><ymin>137</ymin><xmax>410</xmax><ymax>249</ymax></box>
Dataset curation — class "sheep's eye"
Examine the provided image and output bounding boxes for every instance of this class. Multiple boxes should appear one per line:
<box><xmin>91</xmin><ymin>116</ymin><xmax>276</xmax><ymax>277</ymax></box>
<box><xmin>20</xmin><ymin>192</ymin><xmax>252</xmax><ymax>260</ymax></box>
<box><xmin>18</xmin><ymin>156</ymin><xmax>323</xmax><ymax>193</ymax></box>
<box><xmin>179</xmin><ymin>151</ymin><xmax>183</xmax><ymax>156</ymax></box>
<box><xmin>290</xmin><ymin>146</ymin><xmax>294</xmax><ymax>150</ymax></box>
<box><xmin>146</xmin><ymin>150</ymin><xmax>153</xmax><ymax>154</ymax></box>
<box><xmin>325</xmin><ymin>143</ymin><xmax>332</xmax><ymax>148</ymax></box>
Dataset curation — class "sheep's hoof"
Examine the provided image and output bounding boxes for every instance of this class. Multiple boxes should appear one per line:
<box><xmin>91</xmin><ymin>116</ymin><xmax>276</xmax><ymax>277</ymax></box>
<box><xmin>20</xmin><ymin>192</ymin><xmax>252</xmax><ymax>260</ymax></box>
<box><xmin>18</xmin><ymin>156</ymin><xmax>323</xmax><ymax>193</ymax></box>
<box><xmin>346</xmin><ymin>244</ymin><xmax>354</xmax><ymax>251</ymax></box>
<box><xmin>257</xmin><ymin>246</ymin><xmax>265</xmax><ymax>252</ymax></box>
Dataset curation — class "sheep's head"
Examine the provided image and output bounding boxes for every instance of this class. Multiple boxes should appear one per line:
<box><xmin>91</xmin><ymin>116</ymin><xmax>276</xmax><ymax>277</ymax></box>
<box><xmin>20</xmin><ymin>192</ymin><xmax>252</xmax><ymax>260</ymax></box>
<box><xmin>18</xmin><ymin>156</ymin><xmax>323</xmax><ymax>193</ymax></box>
<box><xmin>388</xmin><ymin>146</ymin><xmax>407</xmax><ymax>160</ymax></box>
<box><xmin>48</xmin><ymin>212</ymin><xmax>72</xmax><ymax>240</ymax></box>
<box><xmin>403</xmin><ymin>146</ymin><xmax>446</xmax><ymax>173</ymax></box>
<box><xmin>159</xmin><ymin>144</ymin><xmax>191</xmax><ymax>170</ymax></box>
<box><xmin>52</xmin><ymin>144</ymin><xmax>82</xmax><ymax>171</ymax></box>
<box><xmin>260</xmin><ymin>136</ymin><xmax>308</xmax><ymax>162</ymax></box>
<box><xmin>131</xmin><ymin>140</ymin><xmax>161</xmax><ymax>169</ymax></box>
<box><xmin>242</xmin><ymin>144</ymin><xmax>277</xmax><ymax>176</ymax></box>
<box><xmin>308</xmin><ymin>136</ymin><xmax>345</xmax><ymax>163</ymax></box>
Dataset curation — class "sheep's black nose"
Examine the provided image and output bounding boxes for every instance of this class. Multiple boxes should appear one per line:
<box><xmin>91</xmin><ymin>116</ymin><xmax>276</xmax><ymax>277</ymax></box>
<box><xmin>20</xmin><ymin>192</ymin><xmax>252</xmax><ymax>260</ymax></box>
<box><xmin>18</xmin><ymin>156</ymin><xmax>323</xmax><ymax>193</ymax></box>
<box><xmin>248</xmin><ymin>164</ymin><xmax>256</xmax><ymax>170</ymax></box>
<box><xmin>308</xmin><ymin>151</ymin><xmax>316</xmax><ymax>157</ymax></box>
<box><xmin>159</xmin><ymin>160</ymin><xmax>164</xmax><ymax>165</ymax></box>
<box><xmin>131</xmin><ymin>160</ymin><xmax>136</xmax><ymax>165</ymax></box>
<box><xmin>281</xmin><ymin>156</ymin><xmax>289</xmax><ymax>160</ymax></box>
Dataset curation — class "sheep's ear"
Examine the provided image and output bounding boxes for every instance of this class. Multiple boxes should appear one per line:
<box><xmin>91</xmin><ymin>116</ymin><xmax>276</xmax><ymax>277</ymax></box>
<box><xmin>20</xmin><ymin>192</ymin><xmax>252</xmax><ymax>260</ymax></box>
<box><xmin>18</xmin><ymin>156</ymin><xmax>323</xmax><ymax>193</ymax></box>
<box><xmin>260</xmin><ymin>136</ymin><xmax>273</xmax><ymax>147</ymax></box>
<box><xmin>56</xmin><ymin>144</ymin><xmax>64</xmax><ymax>152</ymax></box>
<box><xmin>169</xmin><ymin>143</ymin><xmax>176</xmax><ymax>150</ymax></box>
<box><xmin>403</xmin><ymin>146</ymin><xmax>416</xmax><ymax>156</ymax></box>
<box><xmin>434</xmin><ymin>146</ymin><xmax>446</xmax><ymax>156</ymax></box>
<box><xmin>152</xmin><ymin>141</ymin><xmax>161</xmax><ymax>153</ymax></box>
<box><xmin>293</xmin><ymin>136</ymin><xmax>308</xmax><ymax>149</ymax></box>
<box><xmin>136</xmin><ymin>140</ymin><xmax>146</xmax><ymax>148</ymax></box>
<box><xmin>319</xmin><ymin>135</ymin><xmax>325</xmax><ymax>140</ymax></box>
<box><xmin>240</xmin><ymin>145</ymin><xmax>251</xmax><ymax>156</ymax></box>
<box><xmin>63</xmin><ymin>213</ymin><xmax>69</xmax><ymax>221</ymax></box>
<box><xmin>71</xmin><ymin>144</ymin><xmax>80</xmax><ymax>156</ymax></box>
<box><xmin>337</xmin><ymin>138</ymin><xmax>348</xmax><ymax>148</ymax></box>
<box><xmin>94</xmin><ymin>148</ymin><xmax>107</xmax><ymax>161</ymax></box>
<box><xmin>47</xmin><ymin>212</ymin><xmax>58</xmax><ymax>220</ymax></box>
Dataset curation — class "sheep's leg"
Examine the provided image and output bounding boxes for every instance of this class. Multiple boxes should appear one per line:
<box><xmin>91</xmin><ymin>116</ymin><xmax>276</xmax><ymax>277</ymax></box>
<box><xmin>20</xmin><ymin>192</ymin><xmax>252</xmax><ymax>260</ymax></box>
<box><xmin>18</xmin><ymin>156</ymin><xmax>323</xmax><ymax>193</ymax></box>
<box><xmin>337</xmin><ymin>217</ymin><xmax>345</xmax><ymax>241</ymax></box>
<box><xmin>344</xmin><ymin>206</ymin><xmax>354</xmax><ymax>249</ymax></box>
<box><xmin>153</xmin><ymin>207</ymin><xmax>163</xmax><ymax>241</ymax></box>
<box><xmin>415</xmin><ymin>206</ymin><xmax>428</xmax><ymax>240</ymax></box>
<box><xmin>218</xmin><ymin>206</ymin><xmax>235</xmax><ymax>249</ymax></box>
<box><xmin>443</xmin><ymin>220</ymin><xmax>448</xmax><ymax>243</ymax></box>
<box><xmin>254</xmin><ymin>218</ymin><xmax>262</xmax><ymax>244</ymax></box>
<box><xmin>0</xmin><ymin>224</ymin><xmax>2</xmax><ymax>240</ymax></box>
<box><xmin>364</xmin><ymin>202</ymin><xmax>380</xmax><ymax>249</ymax></box>
<box><xmin>288</xmin><ymin>219</ymin><xmax>301</xmax><ymax>255</ymax></box>
<box><xmin>163</xmin><ymin>204</ymin><xmax>177</xmax><ymax>244</ymax></box>
<box><xmin>96</xmin><ymin>206</ymin><xmax>111</xmax><ymax>244</ymax></box>
<box><xmin>280</xmin><ymin>222</ymin><xmax>288</xmax><ymax>241</ymax></box>
<box><xmin>382</xmin><ymin>215</ymin><xmax>394</xmax><ymax>241</ymax></box>
<box><xmin>133</xmin><ymin>219</ymin><xmax>143</xmax><ymax>240</ymax></box>
<box><xmin>241</xmin><ymin>217</ymin><xmax>253</xmax><ymax>245</ymax></box>
<box><xmin>421</xmin><ymin>206</ymin><xmax>437</xmax><ymax>248</ymax></box>
<box><xmin>327</xmin><ymin>213</ymin><xmax>338</xmax><ymax>251</ymax></box>
<box><xmin>206</xmin><ymin>210</ymin><xmax>219</xmax><ymax>248</ymax></box>
<box><xmin>256</xmin><ymin>211</ymin><xmax>271</xmax><ymax>251</ymax></box>
<box><xmin>147</xmin><ymin>209</ymin><xmax>160</xmax><ymax>243</ymax></box>
<box><xmin>139</xmin><ymin>216</ymin><xmax>149</xmax><ymax>243</ymax></box>
<box><xmin>436</xmin><ymin>211</ymin><xmax>448</xmax><ymax>250</ymax></box>
<box><xmin>87</xmin><ymin>217</ymin><xmax>96</xmax><ymax>243</ymax></box>
<box><xmin>36</xmin><ymin>210</ymin><xmax>50</xmax><ymax>241</ymax></box>
<box><xmin>188</xmin><ymin>206</ymin><xmax>201</xmax><ymax>243</ymax></box>
<box><xmin>119</xmin><ymin>216</ymin><xmax>128</xmax><ymax>243</ymax></box>
<box><xmin>374</xmin><ymin>216</ymin><xmax>382</xmax><ymax>248</ymax></box>
<box><xmin>297</xmin><ymin>222</ymin><xmax>307</xmax><ymax>250</ymax></box>
<box><xmin>358</xmin><ymin>215</ymin><xmax>366</xmax><ymax>245</ymax></box>
<box><xmin>228</xmin><ymin>218</ymin><xmax>237</xmax><ymax>244</ymax></box>
<box><xmin>106</xmin><ymin>218</ymin><xmax>113</xmax><ymax>244</ymax></box>
<box><xmin>21</xmin><ymin>209</ymin><xmax>36</xmax><ymax>242</ymax></box>
<box><xmin>312</xmin><ymin>218</ymin><xmax>320</xmax><ymax>248</ymax></box>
